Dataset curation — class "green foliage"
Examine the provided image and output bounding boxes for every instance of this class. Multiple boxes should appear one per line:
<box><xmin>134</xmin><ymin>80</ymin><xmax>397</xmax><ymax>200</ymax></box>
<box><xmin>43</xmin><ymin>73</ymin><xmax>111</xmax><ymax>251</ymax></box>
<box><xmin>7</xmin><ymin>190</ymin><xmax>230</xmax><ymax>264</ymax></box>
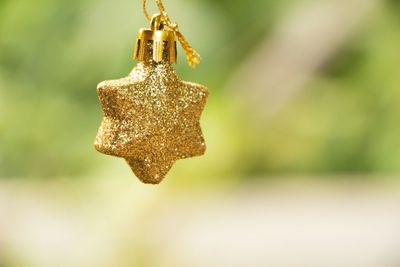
<box><xmin>1</xmin><ymin>0</ymin><xmax>400</xmax><ymax>178</ymax></box>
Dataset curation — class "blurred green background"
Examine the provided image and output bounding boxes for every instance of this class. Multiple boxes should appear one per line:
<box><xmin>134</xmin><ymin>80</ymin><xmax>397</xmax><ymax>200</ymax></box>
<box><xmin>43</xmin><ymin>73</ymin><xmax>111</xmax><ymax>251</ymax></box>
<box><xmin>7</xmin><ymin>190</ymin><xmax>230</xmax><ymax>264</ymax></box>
<box><xmin>1</xmin><ymin>1</ymin><xmax>400</xmax><ymax>267</ymax></box>
<box><xmin>1</xmin><ymin>0</ymin><xmax>400</xmax><ymax>181</ymax></box>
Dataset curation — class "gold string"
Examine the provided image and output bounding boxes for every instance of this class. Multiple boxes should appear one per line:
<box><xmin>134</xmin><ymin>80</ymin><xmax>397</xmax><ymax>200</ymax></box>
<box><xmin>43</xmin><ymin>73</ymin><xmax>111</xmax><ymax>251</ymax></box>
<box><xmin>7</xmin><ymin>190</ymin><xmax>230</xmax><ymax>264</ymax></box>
<box><xmin>142</xmin><ymin>0</ymin><xmax>201</xmax><ymax>68</ymax></box>
<box><xmin>142</xmin><ymin>0</ymin><xmax>151</xmax><ymax>21</ymax></box>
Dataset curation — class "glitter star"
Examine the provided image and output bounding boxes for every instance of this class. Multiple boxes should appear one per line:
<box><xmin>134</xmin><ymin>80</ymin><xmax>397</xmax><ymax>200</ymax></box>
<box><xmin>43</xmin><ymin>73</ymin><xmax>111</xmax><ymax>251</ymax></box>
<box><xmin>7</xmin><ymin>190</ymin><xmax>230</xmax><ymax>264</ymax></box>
<box><xmin>94</xmin><ymin>62</ymin><xmax>208</xmax><ymax>184</ymax></box>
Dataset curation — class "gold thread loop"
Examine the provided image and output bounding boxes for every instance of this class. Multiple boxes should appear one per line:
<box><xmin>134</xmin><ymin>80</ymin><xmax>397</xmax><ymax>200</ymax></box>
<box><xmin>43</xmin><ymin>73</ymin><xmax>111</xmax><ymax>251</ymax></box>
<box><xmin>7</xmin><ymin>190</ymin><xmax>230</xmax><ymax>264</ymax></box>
<box><xmin>142</xmin><ymin>0</ymin><xmax>151</xmax><ymax>21</ymax></box>
<box><xmin>142</xmin><ymin>0</ymin><xmax>201</xmax><ymax>68</ymax></box>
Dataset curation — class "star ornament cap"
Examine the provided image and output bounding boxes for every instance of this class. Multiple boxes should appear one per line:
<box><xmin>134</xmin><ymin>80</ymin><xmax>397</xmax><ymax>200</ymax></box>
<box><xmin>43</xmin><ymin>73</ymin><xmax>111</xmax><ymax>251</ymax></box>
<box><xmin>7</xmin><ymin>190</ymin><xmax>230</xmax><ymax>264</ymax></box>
<box><xmin>94</xmin><ymin>14</ymin><xmax>208</xmax><ymax>184</ymax></box>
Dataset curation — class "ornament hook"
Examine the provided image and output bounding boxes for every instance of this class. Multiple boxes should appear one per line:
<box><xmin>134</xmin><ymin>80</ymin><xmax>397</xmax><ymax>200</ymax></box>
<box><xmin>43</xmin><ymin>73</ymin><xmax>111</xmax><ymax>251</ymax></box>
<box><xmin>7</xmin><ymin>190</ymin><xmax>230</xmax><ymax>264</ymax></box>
<box><xmin>142</xmin><ymin>0</ymin><xmax>201</xmax><ymax>68</ymax></box>
<box><xmin>150</xmin><ymin>13</ymin><xmax>164</xmax><ymax>30</ymax></box>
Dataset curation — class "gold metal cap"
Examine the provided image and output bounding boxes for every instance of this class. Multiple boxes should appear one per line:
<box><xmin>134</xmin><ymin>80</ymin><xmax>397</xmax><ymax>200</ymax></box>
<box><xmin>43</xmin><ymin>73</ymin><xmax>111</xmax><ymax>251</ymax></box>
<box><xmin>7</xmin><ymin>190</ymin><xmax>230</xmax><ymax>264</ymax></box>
<box><xmin>133</xmin><ymin>14</ymin><xmax>177</xmax><ymax>63</ymax></box>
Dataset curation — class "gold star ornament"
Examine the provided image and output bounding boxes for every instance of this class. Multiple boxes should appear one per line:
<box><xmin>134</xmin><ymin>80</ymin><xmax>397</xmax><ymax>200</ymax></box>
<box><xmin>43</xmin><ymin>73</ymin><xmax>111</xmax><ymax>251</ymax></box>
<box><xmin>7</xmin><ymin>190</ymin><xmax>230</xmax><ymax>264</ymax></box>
<box><xmin>94</xmin><ymin>13</ymin><xmax>208</xmax><ymax>184</ymax></box>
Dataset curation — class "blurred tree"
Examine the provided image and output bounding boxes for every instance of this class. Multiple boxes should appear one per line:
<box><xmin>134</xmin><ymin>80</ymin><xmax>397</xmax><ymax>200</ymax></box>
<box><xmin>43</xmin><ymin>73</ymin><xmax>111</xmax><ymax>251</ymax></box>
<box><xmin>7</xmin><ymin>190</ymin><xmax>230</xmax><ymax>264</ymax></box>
<box><xmin>1</xmin><ymin>0</ymin><xmax>400</xmax><ymax>179</ymax></box>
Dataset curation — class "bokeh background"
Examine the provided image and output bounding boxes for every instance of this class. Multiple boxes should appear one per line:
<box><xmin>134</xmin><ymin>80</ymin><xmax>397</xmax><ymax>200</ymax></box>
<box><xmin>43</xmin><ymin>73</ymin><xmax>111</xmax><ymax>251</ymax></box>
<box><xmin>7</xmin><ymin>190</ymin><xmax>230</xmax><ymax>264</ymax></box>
<box><xmin>1</xmin><ymin>0</ymin><xmax>400</xmax><ymax>266</ymax></box>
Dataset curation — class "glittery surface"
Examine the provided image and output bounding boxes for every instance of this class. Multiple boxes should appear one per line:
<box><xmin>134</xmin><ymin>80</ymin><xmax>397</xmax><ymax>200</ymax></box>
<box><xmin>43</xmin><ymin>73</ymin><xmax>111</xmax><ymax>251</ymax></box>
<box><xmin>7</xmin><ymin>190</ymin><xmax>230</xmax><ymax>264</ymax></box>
<box><xmin>94</xmin><ymin>60</ymin><xmax>208</xmax><ymax>184</ymax></box>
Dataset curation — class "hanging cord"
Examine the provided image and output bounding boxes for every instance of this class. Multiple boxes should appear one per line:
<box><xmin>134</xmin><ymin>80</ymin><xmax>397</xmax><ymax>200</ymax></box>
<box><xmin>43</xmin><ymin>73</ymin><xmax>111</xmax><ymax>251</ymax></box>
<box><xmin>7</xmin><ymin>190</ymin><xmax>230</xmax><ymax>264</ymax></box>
<box><xmin>142</xmin><ymin>0</ymin><xmax>201</xmax><ymax>68</ymax></box>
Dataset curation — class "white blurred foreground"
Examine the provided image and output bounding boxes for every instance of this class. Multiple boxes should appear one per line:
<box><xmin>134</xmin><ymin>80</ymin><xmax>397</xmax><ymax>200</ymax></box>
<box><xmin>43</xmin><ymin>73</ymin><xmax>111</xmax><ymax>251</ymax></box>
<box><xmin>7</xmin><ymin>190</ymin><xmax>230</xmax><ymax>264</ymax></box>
<box><xmin>0</xmin><ymin>177</ymin><xmax>400</xmax><ymax>267</ymax></box>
